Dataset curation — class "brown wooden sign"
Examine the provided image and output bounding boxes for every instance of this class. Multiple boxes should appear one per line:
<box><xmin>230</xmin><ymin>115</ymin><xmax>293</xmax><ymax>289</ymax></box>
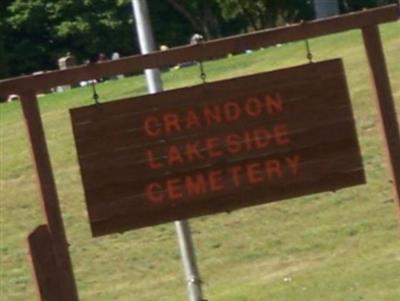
<box><xmin>70</xmin><ymin>59</ymin><xmax>365</xmax><ymax>236</ymax></box>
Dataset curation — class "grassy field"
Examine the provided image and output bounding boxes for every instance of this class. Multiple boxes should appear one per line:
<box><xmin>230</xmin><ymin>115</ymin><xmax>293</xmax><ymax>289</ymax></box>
<box><xmin>1</xmin><ymin>22</ymin><xmax>400</xmax><ymax>301</ymax></box>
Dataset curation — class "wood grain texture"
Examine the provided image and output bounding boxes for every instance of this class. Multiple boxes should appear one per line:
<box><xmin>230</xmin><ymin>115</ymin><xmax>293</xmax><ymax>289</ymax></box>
<box><xmin>362</xmin><ymin>25</ymin><xmax>400</xmax><ymax>217</ymax></box>
<box><xmin>70</xmin><ymin>59</ymin><xmax>366</xmax><ymax>236</ymax></box>
<box><xmin>27</xmin><ymin>225</ymin><xmax>63</xmax><ymax>301</ymax></box>
<box><xmin>20</xmin><ymin>92</ymin><xmax>79</xmax><ymax>301</ymax></box>
<box><xmin>0</xmin><ymin>5</ymin><xmax>398</xmax><ymax>95</ymax></box>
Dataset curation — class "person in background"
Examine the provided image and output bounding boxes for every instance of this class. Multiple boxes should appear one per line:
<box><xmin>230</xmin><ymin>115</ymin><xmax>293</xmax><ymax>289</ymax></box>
<box><xmin>97</xmin><ymin>53</ymin><xmax>108</xmax><ymax>82</ymax></box>
<box><xmin>111</xmin><ymin>52</ymin><xmax>124</xmax><ymax>80</ymax></box>
<box><xmin>190</xmin><ymin>33</ymin><xmax>204</xmax><ymax>44</ymax></box>
<box><xmin>97</xmin><ymin>53</ymin><xmax>108</xmax><ymax>63</ymax></box>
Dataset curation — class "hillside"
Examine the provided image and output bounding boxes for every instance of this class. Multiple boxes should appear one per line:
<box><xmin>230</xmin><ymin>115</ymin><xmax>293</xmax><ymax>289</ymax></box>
<box><xmin>1</xmin><ymin>22</ymin><xmax>400</xmax><ymax>301</ymax></box>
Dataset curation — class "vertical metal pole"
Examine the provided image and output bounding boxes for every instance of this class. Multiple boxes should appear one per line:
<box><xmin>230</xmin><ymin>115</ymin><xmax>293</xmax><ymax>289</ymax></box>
<box><xmin>175</xmin><ymin>220</ymin><xmax>205</xmax><ymax>301</ymax></box>
<box><xmin>131</xmin><ymin>1</ymin><xmax>205</xmax><ymax>300</ymax></box>
<box><xmin>132</xmin><ymin>0</ymin><xmax>163</xmax><ymax>94</ymax></box>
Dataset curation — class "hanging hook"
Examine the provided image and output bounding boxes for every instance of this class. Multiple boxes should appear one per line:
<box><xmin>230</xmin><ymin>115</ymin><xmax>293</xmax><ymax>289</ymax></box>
<box><xmin>304</xmin><ymin>39</ymin><xmax>313</xmax><ymax>63</ymax></box>
<box><xmin>301</xmin><ymin>20</ymin><xmax>313</xmax><ymax>64</ymax></box>
<box><xmin>191</xmin><ymin>33</ymin><xmax>207</xmax><ymax>84</ymax></box>
<box><xmin>91</xmin><ymin>81</ymin><xmax>100</xmax><ymax>104</ymax></box>
<box><xmin>198</xmin><ymin>61</ymin><xmax>207</xmax><ymax>84</ymax></box>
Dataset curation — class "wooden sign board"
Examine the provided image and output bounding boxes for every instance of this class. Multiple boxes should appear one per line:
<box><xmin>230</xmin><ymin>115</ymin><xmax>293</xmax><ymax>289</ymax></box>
<box><xmin>70</xmin><ymin>59</ymin><xmax>365</xmax><ymax>237</ymax></box>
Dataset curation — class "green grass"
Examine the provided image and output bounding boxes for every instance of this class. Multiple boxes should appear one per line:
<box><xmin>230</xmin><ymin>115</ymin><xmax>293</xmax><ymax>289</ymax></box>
<box><xmin>1</xmin><ymin>22</ymin><xmax>400</xmax><ymax>301</ymax></box>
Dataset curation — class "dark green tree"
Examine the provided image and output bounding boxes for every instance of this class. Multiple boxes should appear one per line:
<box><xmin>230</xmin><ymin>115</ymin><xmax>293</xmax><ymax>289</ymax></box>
<box><xmin>216</xmin><ymin>0</ymin><xmax>314</xmax><ymax>31</ymax></box>
<box><xmin>2</xmin><ymin>0</ymin><xmax>394</xmax><ymax>78</ymax></box>
<box><xmin>339</xmin><ymin>0</ymin><xmax>397</xmax><ymax>11</ymax></box>
<box><xmin>165</xmin><ymin>0</ymin><xmax>223</xmax><ymax>39</ymax></box>
<box><xmin>4</xmin><ymin>0</ymin><xmax>136</xmax><ymax>77</ymax></box>
<box><xmin>147</xmin><ymin>0</ymin><xmax>193</xmax><ymax>47</ymax></box>
<box><xmin>0</xmin><ymin>0</ymin><xmax>13</xmax><ymax>79</ymax></box>
<box><xmin>162</xmin><ymin>0</ymin><xmax>248</xmax><ymax>40</ymax></box>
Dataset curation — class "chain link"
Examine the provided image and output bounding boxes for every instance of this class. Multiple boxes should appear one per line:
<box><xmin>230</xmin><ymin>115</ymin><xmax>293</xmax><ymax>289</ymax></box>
<box><xmin>198</xmin><ymin>61</ymin><xmax>207</xmax><ymax>84</ymax></box>
<box><xmin>91</xmin><ymin>81</ymin><xmax>100</xmax><ymax>104</ymax></box>
<box><xmin>305</xmin><ymin>39</ymin><xmax>313</xmax><ymax>63</ymax></box>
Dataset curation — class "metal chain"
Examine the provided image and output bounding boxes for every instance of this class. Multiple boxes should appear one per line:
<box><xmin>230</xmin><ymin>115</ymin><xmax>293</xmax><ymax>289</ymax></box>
<box><xmin>91</xmin><ymin>81</ymin><xmax>100</xmax><ymax>104</ymax></box>
<box><xmin>305</xmin><ymin>39</ymin><xmax>313</xmax><ymax>63</ymax></box>
<box><xmin>198</xmin><ymin>61</ymin><xmax>207</xmax><ymax>84</ymax></box>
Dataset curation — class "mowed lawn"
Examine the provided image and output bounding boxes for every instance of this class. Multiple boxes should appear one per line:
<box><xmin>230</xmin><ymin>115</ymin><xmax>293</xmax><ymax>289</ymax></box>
<box><xmin>1</xmin><ymin>22</ymin><xmax>399</xmax><ymax>301</ymax></box>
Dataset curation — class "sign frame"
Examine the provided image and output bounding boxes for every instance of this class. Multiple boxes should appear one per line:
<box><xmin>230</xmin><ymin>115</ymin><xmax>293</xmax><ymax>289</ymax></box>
<box><xmin>0</xmin><ymin>5</ymin><xmax>398</xmax><ymax>301</ymax></box>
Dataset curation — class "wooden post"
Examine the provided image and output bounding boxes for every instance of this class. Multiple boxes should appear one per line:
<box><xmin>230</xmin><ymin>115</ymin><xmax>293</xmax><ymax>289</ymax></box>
<box><xmin>20</xmin><ymin>91</ymin><xmax>79</xmax><ymax>301</ymax></box>
<box><xmin>362</xmin><ymin>25</ymin><xmax>400</xmax><ymax>217</ymax></box>
<box><xmin>28</xmin><ymin>225</ymin><xmax>64</xmax><ymax>301</ymax></box>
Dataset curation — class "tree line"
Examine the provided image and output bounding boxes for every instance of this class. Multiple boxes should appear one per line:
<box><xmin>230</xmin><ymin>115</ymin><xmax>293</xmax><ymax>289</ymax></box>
<box><xmin>0</xmin><ymin>0</ymin><xmax>396</xmax><ymax>79</ymax></box>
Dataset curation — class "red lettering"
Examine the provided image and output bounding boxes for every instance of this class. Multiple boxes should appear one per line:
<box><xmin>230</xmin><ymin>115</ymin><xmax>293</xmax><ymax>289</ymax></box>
<box><xmin>185</xmin><ymin>142</ymin><xmax>204</xmax><ymax>162</ymax></box>
<box><xmin>274</xmin><ymin>123</ymin><xmax>290</xmax><ymax>145</ymax></box>
<box><xmin>185</xmin><ymin>110</ymin><xmax>201</xmax><ymax>129</ymax></box>
<box><xmin>166</xmin><ymin>178</ymin><xmax>183</xmax><ymax>200</ymax></box>
<box><xmin>286</xmin><ymin>155</ymin><xmax>300</xmax><ymax>175</ymax></box>
<box><xmin>167</xmin><ymin>145</ymin><xmax>184</xmax><ymax>166</ymax></box>
<box><xmin>265</xmin><ymin>159</ymin><xmax>283</xmax><ymax>179</ymax></box>
<box><xmin>206</xmin><ymin>137</ymin><xmax>223</xmax><ymax>158</ymax></box>
<box><xmin>244</xmin><ymin>97</ymin><xmax>262</xmax><ymax>117</ymax></box>
<box><xmin>145</xmin><ymin>183</ymin><xmax>164</xmax><ymax>204</ymax></box>
<box><xmin>253</xmin><ymin>127</ymin><xmax>272</xmax><ymax>149</ymax></box>
<box><xmin>164</xmin><ymin>113</ymin><xmax>181</xmax><ymax>134</ymax></box>
<box><xmin>226</xmin><ymin>134</ymin><xmax>242</xmax><ymax>154</ymax></box>
<box><xmin>144</xmin><ymin>116</ymin><xmax>161</xmax><ymax>137</ymax></box>
<box><xmin>145</xmin><ymin>150</ymin><xmax>163</xmax><ymax>169</ymax></box>
<box><xmin>223</xmin><ymin>101</ymin><xmax>241</xmax><ymax>121</ymax></box>
<box><xmin>265</xmin><ymin>93</ymin><xmax>283</xmax><ymax>115</ymax></box>
<box><xmin>185</xmin><ymin>174</ymin><xmax>208</xmax><ymax>196</ymax></box>
<box><xmin>204</xmin><ymin>105</ymin><xmax>222</xmax><ymax>126</ymax></box>
<box><xmin>246</xmin><ymin>162</ymin><xmax>263</xmax><ymax>184</ymax></box>
<box><xmin>209</xmin><ymin>170</ymin><xmax>224</xmax><ymax>192</ymax></box>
